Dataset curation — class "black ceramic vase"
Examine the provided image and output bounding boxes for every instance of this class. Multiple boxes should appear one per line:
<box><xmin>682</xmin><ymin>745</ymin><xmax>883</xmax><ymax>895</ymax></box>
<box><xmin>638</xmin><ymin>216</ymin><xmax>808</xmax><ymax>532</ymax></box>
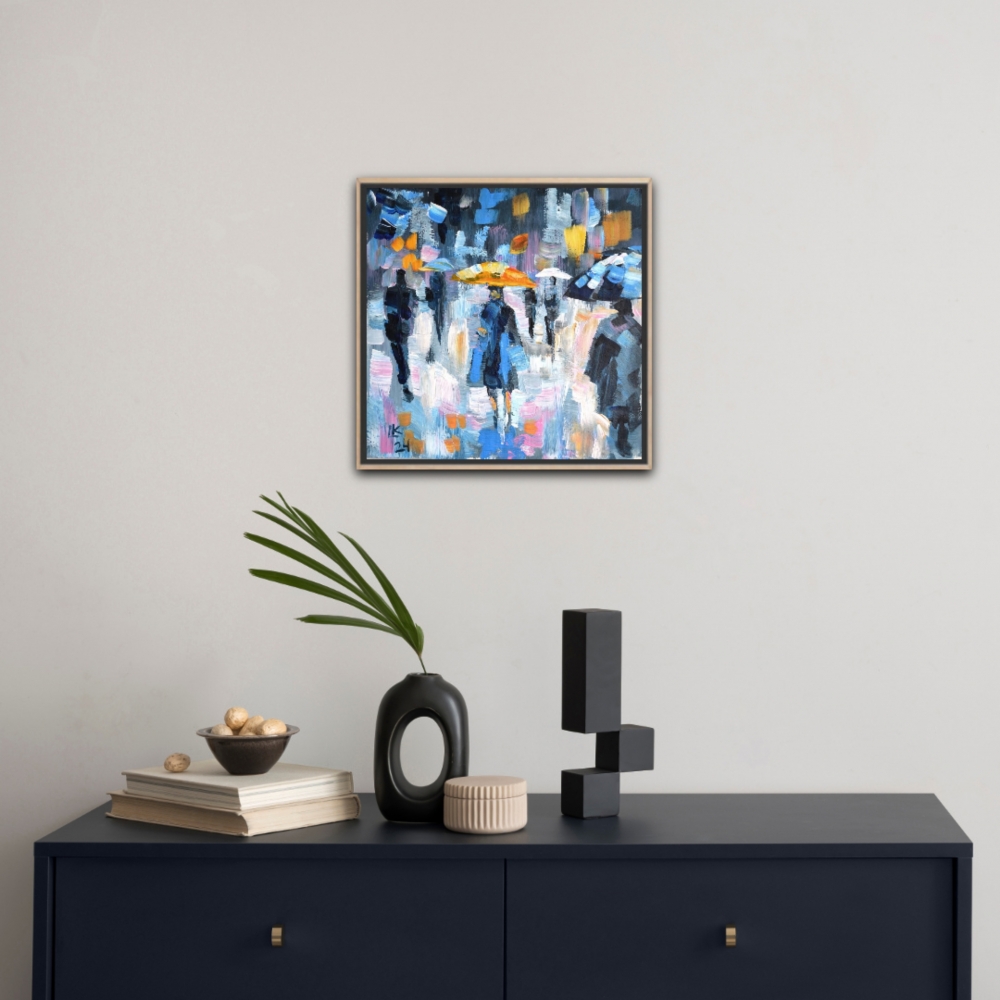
<box><xmin>374</xmin><ymin>672</ymin><xmax>469</xmax><ymax>822</ymax></box>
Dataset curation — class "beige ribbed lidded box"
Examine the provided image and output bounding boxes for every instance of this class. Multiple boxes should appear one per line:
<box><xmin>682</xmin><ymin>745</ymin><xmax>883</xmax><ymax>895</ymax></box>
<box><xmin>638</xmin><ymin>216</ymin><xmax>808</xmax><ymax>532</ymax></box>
<box><xmin>443</xmin><ymin>776</ymin><xmax>528</xmax><ymax>834</ymax></box>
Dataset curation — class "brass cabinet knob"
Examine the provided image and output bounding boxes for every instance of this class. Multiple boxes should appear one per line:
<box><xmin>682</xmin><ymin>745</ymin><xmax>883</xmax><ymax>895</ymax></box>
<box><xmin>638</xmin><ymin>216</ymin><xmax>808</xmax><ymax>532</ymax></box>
<box><xmin>725</xmin><ymin>924</ymin><xmax>737</xmax><ymax>948</ymax></box>
<box><xmin>271</xmin><ymin>925</ymin><xmax>283</xmax><ymax>948</ymax></box>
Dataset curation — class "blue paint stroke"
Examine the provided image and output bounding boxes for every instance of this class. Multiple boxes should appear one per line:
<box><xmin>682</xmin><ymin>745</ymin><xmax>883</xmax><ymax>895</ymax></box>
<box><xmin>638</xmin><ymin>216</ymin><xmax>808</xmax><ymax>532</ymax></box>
<box><xmin>380</xmin><ymin>205</ymin><xmax>410</xmax><ymax>231</ymax></box>
<box><xmin>479</xmin><ymin>187</ymin><xmax>514</xmax><ymax>210</ymax></box>
<box><xmin>587</xmin><ymin>197</ymin><xmax>601</xmax><ymax>229</ymax></box>
<box><xmin>477</xmin><ymin>428</ymin><xmax>526</xmax><ymax>461</ymax></box>
<box><xmin>478</xmin><ymin>427</ymin><xmax>502</xmax><ymax>458</ymax></box>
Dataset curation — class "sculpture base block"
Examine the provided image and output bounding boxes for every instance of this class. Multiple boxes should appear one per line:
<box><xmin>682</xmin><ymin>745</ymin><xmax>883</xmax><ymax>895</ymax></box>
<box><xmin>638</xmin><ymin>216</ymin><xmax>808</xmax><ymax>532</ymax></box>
<box><xmin>561</xmin><ymin>768</ymin><xmax>620</xmax><ymax>818</ymax></box>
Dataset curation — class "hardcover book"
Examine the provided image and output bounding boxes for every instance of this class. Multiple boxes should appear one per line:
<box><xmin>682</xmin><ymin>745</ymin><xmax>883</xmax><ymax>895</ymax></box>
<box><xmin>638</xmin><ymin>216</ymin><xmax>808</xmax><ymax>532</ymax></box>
<box><xmin>108</xmin><ymin>790</ymin><xmax>361</xmax><ymax>837</ymax></box>
<box><xmin>121</xmin><ymin>760</ymin><xmax>354</xmax><ymax>810</ymax></box>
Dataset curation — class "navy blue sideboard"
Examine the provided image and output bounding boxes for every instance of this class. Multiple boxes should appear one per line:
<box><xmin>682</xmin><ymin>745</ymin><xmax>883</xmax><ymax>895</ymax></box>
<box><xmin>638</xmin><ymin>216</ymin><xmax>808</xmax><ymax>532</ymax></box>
<box><xmin>34</xmin><ymin>793</ymin><xmax>972</xmax><ymax>999</ymax></box>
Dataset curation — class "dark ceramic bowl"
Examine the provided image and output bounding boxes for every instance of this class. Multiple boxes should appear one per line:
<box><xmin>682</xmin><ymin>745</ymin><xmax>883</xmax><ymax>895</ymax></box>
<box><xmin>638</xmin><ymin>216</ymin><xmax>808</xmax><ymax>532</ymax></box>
<box><xmin>196</xmin><ymin>725</ymin><xmax>299</xmax><ymax>776</ymax></box>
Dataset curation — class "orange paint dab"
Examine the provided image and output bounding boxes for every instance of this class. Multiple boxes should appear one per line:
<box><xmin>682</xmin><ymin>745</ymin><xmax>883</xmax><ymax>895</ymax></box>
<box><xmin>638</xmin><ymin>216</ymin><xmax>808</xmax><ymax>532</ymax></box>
<box><xmin>409</xmin><ymin>438</ymin><xmax>425</xmax><ymax>456</ymax></box>
<box><xmin>457</xmin><ymin>414</ymin><xmax>467</xmax><ymax>428</ymax></box>
<box><xmin>512</xmin><ymin>193</ymin><xmax>530</xmax><ymax>216</ymax></box>
<box><xmin>444</xmin><ymin>436</ymin><xmax>461</xmax><ymax>454</ymax></box>
<box><xmin>510</xmin><ymin>233</ymin><xmax>529</xmax><ymax>254</ymax></box>
<box><xmin>602</xmin><ymin>211</ymin><xmax>632</xmax><ymax>246</ymax></box>
<box><xmin>401</xmin><ymin>253</ymin><xmax>420</xmax><ymax>271</ymax></box>
<box><xmin>405</xmin><ymin>232</ymin><xmax>418</xmax><ymax>250</ymax></box>
<box><xmin>390</xmin><ymin>236</ymin><xmax>405</xmax><ymax>252</ymax></box>
<box><xmin>398</xmin><ymin>412</ymin><xmax>412</xmax><ymax>426</ymax></box>
<box><xmin>445</xmin><ymin>413</ymin><xmax>458</xmax><ymax>430</ymax></box>
<box><xmin>523</xmin><ymin>420</ymin><xmax>538</xmax><ymax>435</ymax></box>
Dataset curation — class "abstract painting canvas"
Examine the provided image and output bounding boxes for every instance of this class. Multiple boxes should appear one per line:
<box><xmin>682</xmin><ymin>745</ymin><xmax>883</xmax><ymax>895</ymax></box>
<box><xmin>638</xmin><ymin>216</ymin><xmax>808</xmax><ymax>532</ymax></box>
<box><xmin>357</xmin><ymin>178</ymin><xmax>651</xmax><ymax>469</ymax></box>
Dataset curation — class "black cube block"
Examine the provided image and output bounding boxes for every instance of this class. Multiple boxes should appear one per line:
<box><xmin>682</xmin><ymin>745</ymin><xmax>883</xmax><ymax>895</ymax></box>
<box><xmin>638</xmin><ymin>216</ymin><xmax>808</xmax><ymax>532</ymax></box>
<box><xmin>595</xmin><ymin>724</ymin><xmax>655</xmax><ymax>772</ymax></box>
<box><xmin>562</xmin><ymin>609</ymin><xmax>621</xmax><ymax>734</ymax></box>
<box><xmin>561</xmin><ymin>768</ymin><xmax>620</xmax><ymax>818</ymax></box>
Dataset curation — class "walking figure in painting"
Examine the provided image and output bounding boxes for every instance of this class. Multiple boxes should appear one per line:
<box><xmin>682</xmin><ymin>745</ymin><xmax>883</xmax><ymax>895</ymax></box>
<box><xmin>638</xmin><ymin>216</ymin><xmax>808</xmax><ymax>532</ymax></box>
<box><xmin>524</xmin><ymin>286</ymin><xmax>538</xmax><ymax>341</ymax></box>
<box><xmin>383</xmin><ymin>269</ymin><xmax>416</xmax><ymax>401</ymax></box>
<box><xmin>427</xmin><ymin>270</ymin><xmax>447</xmax><ymax>343</ymax></box>
<box><xmin>543</xmin><ymin>277</ymin><xmax>560</xmax><ymax>347</ymax></box>
<box><xmin>451</xmin><ymin>261</ymin><xmax>535</xmax><ymax>438</ymax></box>
<box><xmin>585</xmin><ymin>299</ymin><xmax>642</xmax><ymax>458</ymax></box>
<box><xmin>423</xmin><ymin>269</ymin><xmax>447</xmax><ymax>363</ymax></box>
<box><xmin>469</xmin><ymin>287</ymin><xmax>522</xmax><ymax>430</ymax></box>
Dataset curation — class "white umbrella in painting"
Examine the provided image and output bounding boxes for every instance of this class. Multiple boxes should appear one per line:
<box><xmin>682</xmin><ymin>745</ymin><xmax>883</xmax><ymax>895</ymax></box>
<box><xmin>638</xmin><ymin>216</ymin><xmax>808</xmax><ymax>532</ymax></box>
<box><xmin>534</xmin><ymin>267</ymin><xmax>572</xmax><ymax>280</ymax></box>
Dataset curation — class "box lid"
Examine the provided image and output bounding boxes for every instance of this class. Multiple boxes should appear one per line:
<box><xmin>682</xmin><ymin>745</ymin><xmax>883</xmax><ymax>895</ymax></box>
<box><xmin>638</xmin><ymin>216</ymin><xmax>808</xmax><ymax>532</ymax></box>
<box><xmin>444</xmin><ymin>775</ymin><xmax>527</xmax><ymax>800</ymax></box>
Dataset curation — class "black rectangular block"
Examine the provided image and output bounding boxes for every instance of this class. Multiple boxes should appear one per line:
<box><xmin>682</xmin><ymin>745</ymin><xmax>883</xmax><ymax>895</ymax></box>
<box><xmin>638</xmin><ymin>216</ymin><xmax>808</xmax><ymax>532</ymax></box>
<box><xmin>561</xmin><ymin>609</ymin><xmax>621</xmax><ymax>734</ymax></box>
<box><xmin>561</xmin><ymin>768</ymin><xmax>620</xmax><ymax>818</ymax></box>
<box><xmin>596</xmin><ymin>725</ymin><xmax>655</xmax><ymax>773</ymax></box>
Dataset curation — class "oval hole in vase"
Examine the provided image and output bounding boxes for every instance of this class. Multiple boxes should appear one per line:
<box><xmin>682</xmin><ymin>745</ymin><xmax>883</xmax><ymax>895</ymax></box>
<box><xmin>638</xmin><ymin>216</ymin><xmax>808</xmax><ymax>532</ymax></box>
<box><xmin>399</xmin><ymin>715</ymin><xmax>446</xmax><ymax>788</ymax></box>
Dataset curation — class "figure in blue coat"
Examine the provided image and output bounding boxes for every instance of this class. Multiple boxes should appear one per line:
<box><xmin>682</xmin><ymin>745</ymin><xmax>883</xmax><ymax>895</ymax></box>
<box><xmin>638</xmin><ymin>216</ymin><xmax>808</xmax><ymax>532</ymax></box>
<box><xmin>468</xmin><ymin>286</ymin><xmax>523</xmax><ymax>428</ymax></box>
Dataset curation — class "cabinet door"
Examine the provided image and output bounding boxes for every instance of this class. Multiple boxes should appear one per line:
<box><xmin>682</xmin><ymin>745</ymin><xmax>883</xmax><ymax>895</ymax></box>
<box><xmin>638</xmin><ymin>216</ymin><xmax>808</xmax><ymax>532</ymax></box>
<box><xmin>507</xmin><ymin>858</ymin><xmax>954</xmax><ymax>1000</ymax></box>
<box><xmin>55</xmin><ymin>858</ymin><xmax>503</xmax><ymax>1000</ymax></box>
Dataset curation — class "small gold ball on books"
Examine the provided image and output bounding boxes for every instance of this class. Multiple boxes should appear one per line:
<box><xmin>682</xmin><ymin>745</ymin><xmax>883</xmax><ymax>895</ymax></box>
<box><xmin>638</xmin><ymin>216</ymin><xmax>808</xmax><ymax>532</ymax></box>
<box><xmin>164</xmin><ymin>753</ymin><xmax>190</xmax><ymax>773</ymax></box>
<box><xmin>224</xmin><ymin>706</ymin><xmax>249</xmax><ymax>731</ymax></box>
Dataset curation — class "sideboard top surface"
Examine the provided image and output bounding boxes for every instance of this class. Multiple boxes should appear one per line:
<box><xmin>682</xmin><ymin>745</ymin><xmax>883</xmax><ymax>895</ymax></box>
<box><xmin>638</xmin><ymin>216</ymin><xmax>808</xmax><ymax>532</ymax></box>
<box><xmin>35</xmin><ymin>793</ymin><xmax>971</xmax><ymax>860</ymax></box>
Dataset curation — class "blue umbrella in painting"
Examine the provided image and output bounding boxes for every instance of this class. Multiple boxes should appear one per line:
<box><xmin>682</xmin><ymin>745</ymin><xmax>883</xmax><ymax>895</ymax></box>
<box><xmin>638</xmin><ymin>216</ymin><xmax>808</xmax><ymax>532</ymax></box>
<box><xmin>564</xmin><ymin>251</ymin><xmax>642</xmax><ymax>301</ymax></box>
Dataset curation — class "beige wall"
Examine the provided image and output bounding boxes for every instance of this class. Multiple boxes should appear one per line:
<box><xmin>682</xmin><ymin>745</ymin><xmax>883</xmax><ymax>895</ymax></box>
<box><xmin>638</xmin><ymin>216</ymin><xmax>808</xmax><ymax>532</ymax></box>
<box><xmin>2</xmin><ymin>0</ymin><xmax>998</xmax><ymax>993</ymax></box>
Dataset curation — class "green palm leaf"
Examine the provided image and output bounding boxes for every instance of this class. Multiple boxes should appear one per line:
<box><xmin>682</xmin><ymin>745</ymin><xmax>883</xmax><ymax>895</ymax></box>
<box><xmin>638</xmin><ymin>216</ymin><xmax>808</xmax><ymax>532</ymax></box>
<box><xmin>297</xmin><ymin>615</ymin><xmax>398</xmax><ymax>634</ymax></box>
<box><xmin>251</xmin><ymin>508</ymin><xmax>400</xmax><ymax>628</ymax></box>
<box><xmin>252</xmin><ymin>509</ymin><xmax>331</xmax><ymax>559</ymax></box>
<box><xmin>270</xmin><ymin>492</ymin><xmax>310</xmax><ymax>530</ymax></box>
<box><xmin>247</xmin><ymin>495</ymin><xmax>427</xmax><ymax>672</ymax></box>
<box><xmin>247</xmin><ymin>569</ymin><xmax>395</xmax><ymax>628</ymax></box>
<box><xmin>340</xmin><ymin>533</ymin><xmax>418</xmax><ymax>646</ymax></box>
<box><xmin>244</xmin><ymin>531</ymin><xmax>399</xmax><ymax>626</ymax></box>
<box><xmin>260</xmin><ymin>496</ymin><xmax>401</xmax><ymax>622</ymax></box>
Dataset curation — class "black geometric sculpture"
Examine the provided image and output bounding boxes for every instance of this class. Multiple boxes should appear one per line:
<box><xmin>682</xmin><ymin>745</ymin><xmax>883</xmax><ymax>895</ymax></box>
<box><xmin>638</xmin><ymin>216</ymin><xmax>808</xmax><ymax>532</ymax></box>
<box><xmin>596</xmin><ymin>724</ymin><xmax>655</xmax><ymax>772</ymax></box>
<box><xmin>561</xmin><ymin>609</ymin><xmax>654</xmax><ymax>818</ymax></box>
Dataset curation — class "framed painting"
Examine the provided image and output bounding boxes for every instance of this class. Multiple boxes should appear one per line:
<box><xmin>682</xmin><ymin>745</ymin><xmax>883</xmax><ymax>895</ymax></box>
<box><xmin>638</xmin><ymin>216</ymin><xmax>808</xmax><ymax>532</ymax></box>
<box><xmin>356</xmin><ymin>178</ymin><xmax>652</xmax><ymax>470</ymax></box>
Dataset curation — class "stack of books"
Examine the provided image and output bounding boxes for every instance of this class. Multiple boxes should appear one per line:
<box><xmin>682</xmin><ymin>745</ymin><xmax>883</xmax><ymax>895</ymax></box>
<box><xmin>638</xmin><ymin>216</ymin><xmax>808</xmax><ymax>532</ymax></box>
<box><xmin>108</xmin><ymin>761</ymin><xmax>360</xmax><ymax>836</ymax></box>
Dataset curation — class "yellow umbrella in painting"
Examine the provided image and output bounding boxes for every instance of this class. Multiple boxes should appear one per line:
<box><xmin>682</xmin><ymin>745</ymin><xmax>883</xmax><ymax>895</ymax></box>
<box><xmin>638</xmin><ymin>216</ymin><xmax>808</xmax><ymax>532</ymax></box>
<box><xmin>451</xmin><ymin>262</ymin><xmax>537</xmax><ymax>288</ymax></box>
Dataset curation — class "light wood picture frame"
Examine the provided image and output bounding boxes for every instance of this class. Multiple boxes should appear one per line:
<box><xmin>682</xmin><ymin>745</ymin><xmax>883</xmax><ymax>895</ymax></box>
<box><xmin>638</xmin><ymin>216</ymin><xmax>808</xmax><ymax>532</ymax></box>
<box><xmin>357</xmin><ymin>178</ymin><xmax>652</xmax><ymax>470</ymax></box>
